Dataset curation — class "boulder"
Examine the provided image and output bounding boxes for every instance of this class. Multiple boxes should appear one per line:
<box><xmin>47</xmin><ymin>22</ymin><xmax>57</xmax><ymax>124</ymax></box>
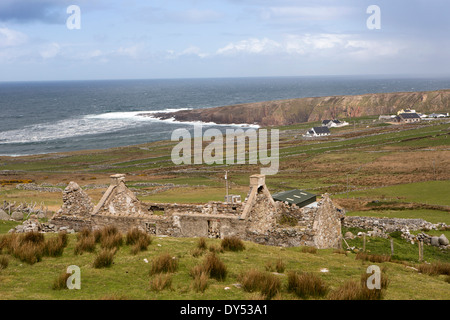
<box><xmin>430</xmin><ymin>236</ymin><xmax>440</xmax><ymax>247</ymax></box>
<box><xmin>11</xmin><ymin>211</ymin><xmax>24</xmax><ymax>221</ymax></box>
<box><xmin>344</xmin><ymin>231</ymin><xmax>355</xmax><ymax>239</ymax></box>
<box><xmin>0</xmin><ymin>209</ymin><xmax>10</xmax><ymax>220</ymax></box>
<box><xmin>438</xmin><ymin>234</ymin><xmax>449</xmax><ymax>246</ymax></box>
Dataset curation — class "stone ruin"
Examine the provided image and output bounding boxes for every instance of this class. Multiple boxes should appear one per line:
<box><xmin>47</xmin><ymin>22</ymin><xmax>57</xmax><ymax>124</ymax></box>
<box><xmin>46</xmin><ymin>173</ymin><xmax>345</xmax><ymax>249</ymax></box>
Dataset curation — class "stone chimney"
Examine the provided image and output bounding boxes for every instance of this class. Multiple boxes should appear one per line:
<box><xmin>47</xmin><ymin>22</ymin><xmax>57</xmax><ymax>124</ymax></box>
<box><xmin>110</xmin><ymin>174</ymin><xmax>126</xmax><ymax>186</ymax></box>
<box><xmin>249</xmin><ymin>174</ymin><xmax>265</xmax><ymax>188</ymax></box>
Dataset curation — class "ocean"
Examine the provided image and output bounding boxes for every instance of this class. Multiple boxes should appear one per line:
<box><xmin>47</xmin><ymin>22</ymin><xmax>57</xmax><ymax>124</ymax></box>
<box><xmin>1</xmin><ymin>76</ymin><xmax>450</xmax><ymax>156</ymax></box>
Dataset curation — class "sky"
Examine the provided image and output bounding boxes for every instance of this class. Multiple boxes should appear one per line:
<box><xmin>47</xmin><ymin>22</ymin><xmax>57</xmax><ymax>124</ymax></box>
<box><xmin>0</xmin><ymin>0</ymin><xmax>449</xmax><ymax>81</ymax></box>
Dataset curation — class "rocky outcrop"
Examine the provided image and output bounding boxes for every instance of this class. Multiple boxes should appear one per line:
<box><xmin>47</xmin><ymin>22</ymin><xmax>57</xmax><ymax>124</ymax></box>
<box><xmin>144</xmin><ymin>89</ymin><xmax>450</xmax><ymax>126</ymax></box>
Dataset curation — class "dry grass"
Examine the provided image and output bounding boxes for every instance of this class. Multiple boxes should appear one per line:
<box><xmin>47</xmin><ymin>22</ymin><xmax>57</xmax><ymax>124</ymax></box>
<box><xmin>0</xmin><ymin>255</ymin><xmax>9</xmax><ymax>270</ymax></box>
<box><xmin>150</xmin><ymin>273</ymin><xmax>173</xmax><ymax>292</ymax></box>
<box><xmin>192</xmin><ymin>271</ymin><xmax>209</xmax><ymax>293</ymax></box>
<box><xmin>203</xmin><ymin>252</ymin><xmax>227</xmax><ymax>281</ymax></box>
<box><xmin>93</xmin><ymin>248</ymin><xmax>116</xmax><ymax>268</ymax></box>
<box><xmin>301</xmin><ymin>246</ymin><xmax>318</xmax><ymax>254</ymax></box>
<box><xmin>417</xmin><ymin>262</ymin><xmax>450</xmax><ymax>276</ymax></box>
<box><xmin>100</xmin><ymin>232</ymin><xmax>123</xmax><ymax>250</ymax></box>
<box><xmin>287</xmin><ymin>271</ymin><xmax>328</xmax><ymax>299</ymax></box>
<box><xmin>150</xmin><ymin>253</ymin><xmax>179</xmax><ymax>275</ymax></box>
<box><xmin>126</xmin><ymin>228</ymin><xmax>152</xmax><ymax>254</ymax></box>
<box><xmin>265</xmin><ymin>258</ymin><xmax>286</xmax><ymax>273</ymax></box>
<box><xmin>329</xmin><ymin>269</ymin><xmax>389</xmax><ymax>300</ymax></box>
<box><xmin>52</xmin><ymin>271</ymin><xmax>71</xmax><ymax>290</ymax></box>
<box><xmin>221</xmin><ymin>236</ymin><xmax>245</xmax><ymax>252</ymax></box>
<box><xmin>208</xmin><ymin>244</ymin><xmax>224</xmax><ymax>253</ymax></box>
<box><xmin>356</xmin><ymin>252</ymin><xmax>391</xmax><ymax>263</ymax></box>
<box><xmin>197</xmin><ymin>237</ymin><xmax>207</xmax><ymax>250</ymax></box>
<box><xmin>239</xmin><ymin>269</ymin><xmax>281</xmax><ymax>300</ymax></box>
<box><xmin>74</xmin><ymin>234</ymin><xmax>96</xmax><ymax>255</ymax></box>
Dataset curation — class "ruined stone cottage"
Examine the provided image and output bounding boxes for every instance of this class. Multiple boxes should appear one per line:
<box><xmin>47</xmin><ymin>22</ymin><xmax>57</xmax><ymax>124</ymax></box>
<box><xmin>49</xmin><ymin>174</ymin><xmax>345</xmax><ymax>249</ymax></box>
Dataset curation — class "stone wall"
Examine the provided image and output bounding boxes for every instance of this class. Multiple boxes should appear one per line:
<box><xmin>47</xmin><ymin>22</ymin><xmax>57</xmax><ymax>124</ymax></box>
<box><xmin>343</xmin><ymin>216</ymin><xmax>438</xmax><ymax>233</ymax></box>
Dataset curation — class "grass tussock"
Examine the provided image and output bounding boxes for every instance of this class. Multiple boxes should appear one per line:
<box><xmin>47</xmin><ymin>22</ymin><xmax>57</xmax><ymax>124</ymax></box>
<box><xmin>0</xmin><ymin>255</ymin><xmax>9</xmax><ymax>270</ymax></box>
<box><xmin>417</xmin><ymin>261</ymin><xmax>450</xmax><ymax>276</ymax></box>
<box><xmin>150</xmin><ymin>253</ymin><xmax>179</xmax><ymax>275</ymax></box>
<box><xmin>301</xmin><ymin>246</ymin><xmax>317</xmax><ymax>254</ymax></box>
<box><xmin>329</xmin><ymin>269</ymin><xmax>389</xmax><ymax>300</ymax></box>
<box><xmin>208</xmin><ymin>244</ymin><xmax>224</xmax><ymax>254</ymax></box>
<box><xmin>221</xmin><ymin>236</ymin><xmax>245</xmax><ymax>252</ymax></box>
<box><xmin>265</xmin><ymin>258</ymin><xmax>286</xmax><ymax>273</ymax></box>
<box><xmin>190</xmin><ymin>252</ymin><xmax>227</xmax><ymax>282</ymax></box>
<box><xmin>74</xmin><ymin>234</ymin><xmax>96</xmax><ymax>255</ymax></box>
<box><xmin>333</xmin><ymin>249</ymin><xmax>348</xmax><ymax>256</ymax></box>
<box><xmin>93</xmin><ymin>248</ymin><xmax>116</xmax><ymax>268</ymax></box>
<box><xmin>197</xmin><ymin>237</ymin><xmax>207</xmax><ymax>250</ymax></box>
<box><xmin>52</xmin><ymin>271</ymin><xmax>71</xmax><ymax>290</ymax></box>
<box><xmin>126</xmin><ymin>228</ymin><xmax>152</xmax><ymax>254</ymax></box>
<box><xmin>100</xmin><ymin>232</ymin><xmax>123</xmax><ymax>250</ymax></box>
<box><xmin>239</xmin><ymin>269</ymin><xmax>281</xmax><ymax>300</ymax></box>
<box><xmin>356</xmin><ymin>252</ymin><xmax>391</xmax><ymax>263</ymax></box>
<box><xmin>287</xmin><ymin>271</ymin><xmax>328</xmax><ymax>299</ymax></box>
<box><xmin>150</xmin><ymin>273</ymin><xmax>173</xmax><ymax>292</ymax></box>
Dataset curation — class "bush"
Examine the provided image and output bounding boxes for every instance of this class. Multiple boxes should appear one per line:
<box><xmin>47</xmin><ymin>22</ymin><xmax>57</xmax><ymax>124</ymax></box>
<box><xmin>52</xmin><ymin>271</ymin><xmax>71</xmax><ymax>290</ymax></box>
<box><xmin>150</xmin><ymin>253</ymin><xmax>179</xmax><ymax>275</ymax></box>
<box><xmin>287</xmin><ymin>271</ymin><xmax>328</xmax><ymax>299</ymax></box>
<box><xmin>93</xmin><ymin>248</ymin><xmax>116</xmax><ymax>268</ymax></box>
<box><xmin>74</xmin><ymin>235</ymin><xmax>96</xmax><ymax>255</ymax></box>
<box><xmin>221</xmin><ymin>236</ymin><xmax>245</xmax><ymax>252</ymax></box>
<box><xmin>239</xmin><ymin>269</ymin><xmax>281</xmax><ymax>300</ymax></box>
<box><xmin>150</xmin><ymin>274</ymin><xmax>173</xmax><ymax>292</ymax></box>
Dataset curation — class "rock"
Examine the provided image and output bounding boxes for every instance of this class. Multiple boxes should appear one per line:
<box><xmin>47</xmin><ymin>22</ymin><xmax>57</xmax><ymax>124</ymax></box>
<box><xmin>438</xmin><ymin>234</ymin><xmax>449</xmax><ymax>246</ymax></box>
<box><xmin>11</xmin><ymin>211</ymin><xmax>24</xmax><ymax>221</ymax></box>
<box><xmin>0</xmin><ymin>209</ymin><xmax>10</xmax><ymax>220</ymax></box>
<box><xmin>431</xmin><ymin>236</ymin><xmax>440</xmax><ymax>247</ymax></box>
<box><xmin>344</xmin><ymin>231</ymin><xmax>354</xmax><ymax>239</ymax></box>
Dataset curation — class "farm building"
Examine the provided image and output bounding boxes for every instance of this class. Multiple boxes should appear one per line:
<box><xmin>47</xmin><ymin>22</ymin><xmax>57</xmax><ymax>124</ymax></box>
<box><xmin>396</xmin><ymin>113</ymin><xmax>421</xmax><ymax>123</ymax></box>
<box><xmin>272</xmin><ymin>189</ymin><xmax>317</xmax><ymax>208</ymax></box>
<box><xmin>304</xmin><ymin>126</ymin><xmax>330</xmax><ymax>137</ymax></box>
<box><xmin>322</xmin><ymin>119</ymin><xmax>349</xmax><ymax>128</ymax></box>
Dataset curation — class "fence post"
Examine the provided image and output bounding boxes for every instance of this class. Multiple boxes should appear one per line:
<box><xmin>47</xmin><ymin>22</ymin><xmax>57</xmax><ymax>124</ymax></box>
<box><xmin>363</xmin><ymin>233</ymin><xmax>366</xmax><ymax>252</ymax></box>
<box><xmin>390</xmin><ymin>238</ymin><xmax>394</xmax><ymax>256</ymax></box>
<box><xmin>419</xmin><ymin>240</ymin><xmax>423</xmax><ymax>262</ymax></box>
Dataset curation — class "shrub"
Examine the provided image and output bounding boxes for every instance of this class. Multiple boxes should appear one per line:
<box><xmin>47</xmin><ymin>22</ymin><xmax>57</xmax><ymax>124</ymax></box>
<box><xmin>74</xmin><ymin>235</ymin><xmax>96</xmax><ymax>255</ymax></box>
<box><xmin>0</xmin><ymin>255</ymin><xmax>9</xmax><ymax>270</ymax></box>
<box><xmin>93</xmin><ymin>248</ymin><xmax>116</xmax><ymax>268</ymax></box>
<box><xmin>150</xmin><ymin>253</ymin><xmax>179</xmax><ymax>275</ymax></box>
<box><xmin>150</xmin><ymin>274</ymin><xmax>173</xmax><ymax>292</ymax></box>
<box><xmin>221</xmin><ymin>236</ymin><xmax>245</xmax><ymax>252</ymax></box>
<box><xmin>13</xmin><ymin>241</ymin><xmax>44</xmax><ymax>265</ymax></box>
<box><xmin>203</xmin><ymin>252</ymin><xmax>227</xmax><ymax>281</ymax></box>
<box><xmin>239</xmin><ymin>269</ymin><xmax>281</xmax><ymax>300</ymax></box>
<box><xmin>52</xmin><ymin>271</ymin><xmax>71</xmax><ymax>290</ymax></box>
<box><xmin>287</xmin><ymin>271</ymin><xmax>328</xmax><ymax>299</ymax></box>
<box><xmin>126</xmin><ymin>228</ymin><xmax>149</xmax><ymax>245</ymax></box>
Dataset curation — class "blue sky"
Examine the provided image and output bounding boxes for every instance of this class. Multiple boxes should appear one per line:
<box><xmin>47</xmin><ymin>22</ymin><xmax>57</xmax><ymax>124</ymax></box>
<box><xmin>0</xmin><ymin>0</ymin><xmax>449</xmax><ymax>81</ymax></box>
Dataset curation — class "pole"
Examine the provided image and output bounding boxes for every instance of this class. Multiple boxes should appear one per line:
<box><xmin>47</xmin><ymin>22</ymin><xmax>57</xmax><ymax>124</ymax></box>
<box><xmin>390</xmin><ymin>238</ymin><xmax>394</xmax><ymax>256</ymax></box>
<box><xmin>363</xmin><ymin>233</ymin><xmax>366</xmax><ymax>252</ymax></box>
<box><xmin>225</xmin><ymin>170</ymin><xmax>229</xmax><ymax>203</ymax></box>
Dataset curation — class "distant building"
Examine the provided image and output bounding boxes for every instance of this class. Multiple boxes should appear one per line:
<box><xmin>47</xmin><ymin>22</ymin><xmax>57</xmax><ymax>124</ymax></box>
<box><xmin>397</xmin><ymin>113</ymin><xmax>421</xmax><ymax>123</ymax></box>
<box><xmin>322</xmin><ymin>119</ymin><xmax>349</xmax><ymax>128</ymax></box>
<box><xmin>304</xmin><ymin>126</ymin><xmax>330</xmax><ymax>137</ymax></box>
<box><xmin>272</xmin><ymin>189</ymin><xmax>317</xmax><ymax>208</ymax></box>
<box><xmin>428</xmin><ymin>113</ymin><xmax>448</xmax><ymax>118</ymax></box>
<box><xmin>397</xmin><ymin>108</ymin><xmax>416</xmax><ymax>115</ymax></box>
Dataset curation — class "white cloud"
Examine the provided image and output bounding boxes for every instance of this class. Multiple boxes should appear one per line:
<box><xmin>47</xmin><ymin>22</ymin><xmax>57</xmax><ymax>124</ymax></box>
<box><xmin>0</xmin><ymin>27</ymin><xmax>27</xmax><ymax>48</ymax></box>
<box><xmin>216</xmin><ymin>38</ymin><xmax>281</xmax><ymax>55</ymax></box>
<box><xmin>39</xmin><ymin>42</ymin><xmax>60</xmax><ymax>59</ymax></box>
<box><xmin>261</xmin><ymin>6</ymin><xmax>355</xmax><ymax>21</ymax></box>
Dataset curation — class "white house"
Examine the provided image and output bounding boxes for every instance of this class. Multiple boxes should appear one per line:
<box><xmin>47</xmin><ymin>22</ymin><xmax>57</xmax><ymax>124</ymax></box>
<box><xmin>304</xmin><ymin>126</ymin><xmax>331</xmax><ymax>137</ymax></box>
<box><xmin>322</xmin><ymin>119</ymin><xmax>349</xmax><ymax>128</ymax></box>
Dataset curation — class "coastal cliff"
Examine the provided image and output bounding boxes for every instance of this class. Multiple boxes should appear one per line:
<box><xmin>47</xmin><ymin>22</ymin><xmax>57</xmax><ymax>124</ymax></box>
<box><xmin>146</xmin><ymin>89</ymin><xmax>450</xmax><ymax>126</ymax></box>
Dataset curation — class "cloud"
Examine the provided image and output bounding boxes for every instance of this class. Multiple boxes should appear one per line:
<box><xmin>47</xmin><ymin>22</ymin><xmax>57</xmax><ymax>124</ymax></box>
<box><xmin>0</xmin><ymin>27</ymin><xmax>28</xmax><ymax>48</ymax></box>
<box><xmin>39</xmin><ymin>42</ymin><xmax>60</xmax><ymax>59</ymax></box>
<box><xmin>216</xmin><ymin>38</ymin><xmax>281</xmax><ymax>55</ymax></box>
<box><xmin>260</xmin><ymin>5</ymin><xmax>355</xmax><ymax>21</ymax></box>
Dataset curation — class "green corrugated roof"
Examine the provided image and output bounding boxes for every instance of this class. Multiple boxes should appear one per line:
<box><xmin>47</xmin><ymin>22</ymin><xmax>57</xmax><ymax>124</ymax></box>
<box><xmin>272</xmin><ymin>189</ymin><xmax>316</xmax><ymax>206</ymax></box>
